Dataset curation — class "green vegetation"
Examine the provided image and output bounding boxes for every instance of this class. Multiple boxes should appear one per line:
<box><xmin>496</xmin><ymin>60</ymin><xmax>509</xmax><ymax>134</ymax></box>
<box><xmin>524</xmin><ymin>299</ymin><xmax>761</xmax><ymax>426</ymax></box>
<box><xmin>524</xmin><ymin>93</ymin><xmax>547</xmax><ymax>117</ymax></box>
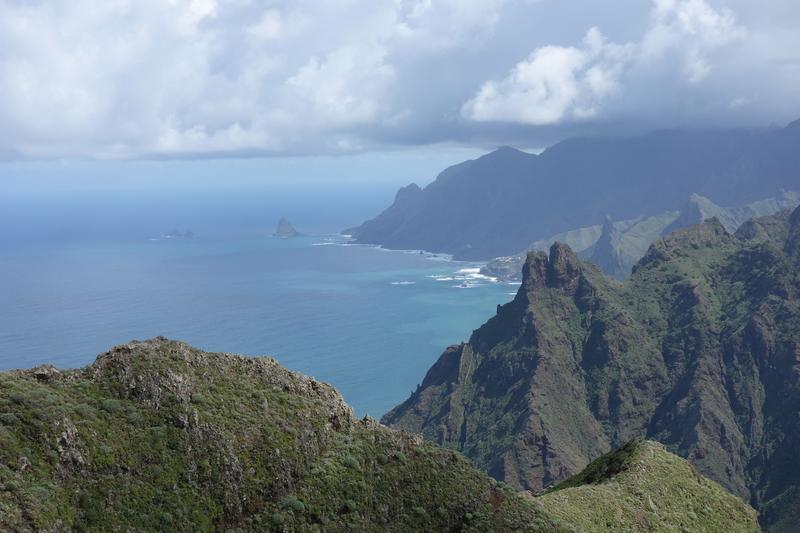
<box><xmin>482</xmin><ymin>191</ymin><xmax>799</xmax><ymax>281</ymax></box>
<box><xmin>0</xmin><ymin>338</ymin><xmax>563</xmax><ymax>532</ymax></box>
<box><xmin>386</xmin><ymin>207</ymin><xmax>800</xmax><ymax>531</ymax></box>
<box><xmin>0</xmin><ymin>338</ymin><xmax>759</xmax><ymax>531</ymax></box>
<box><xmin>539</xmin><ymin>440</ymin><xmax>759</xmax><ymax>532</ymax></box>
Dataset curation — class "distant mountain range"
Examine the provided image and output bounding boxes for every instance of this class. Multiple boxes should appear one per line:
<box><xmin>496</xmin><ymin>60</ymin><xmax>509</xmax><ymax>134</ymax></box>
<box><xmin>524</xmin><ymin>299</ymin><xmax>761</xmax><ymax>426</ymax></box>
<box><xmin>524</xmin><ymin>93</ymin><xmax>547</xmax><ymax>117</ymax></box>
<box><xmin>347</xmin><ymin>119</ymin><xmax>800</xmax><ymax>261</ymax></box>
<box><xmin>384</xmin><ymin>206</ymin><xmax>800</xmax><ymax>531</ymax></box>
<box><xmin>482</xmin><ymin>190</ymin><xmax>799</xmax><ymax>280</ymax></box>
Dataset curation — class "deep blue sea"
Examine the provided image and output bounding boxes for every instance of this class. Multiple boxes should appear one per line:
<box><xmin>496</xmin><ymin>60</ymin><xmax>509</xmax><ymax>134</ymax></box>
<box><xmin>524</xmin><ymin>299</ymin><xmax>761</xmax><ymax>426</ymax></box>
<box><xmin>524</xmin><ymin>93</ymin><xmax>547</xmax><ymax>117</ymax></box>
<box><xmin>0</xmin><ymin>183</ymin><xmax>517</xmax><ymax>417</ymax></box>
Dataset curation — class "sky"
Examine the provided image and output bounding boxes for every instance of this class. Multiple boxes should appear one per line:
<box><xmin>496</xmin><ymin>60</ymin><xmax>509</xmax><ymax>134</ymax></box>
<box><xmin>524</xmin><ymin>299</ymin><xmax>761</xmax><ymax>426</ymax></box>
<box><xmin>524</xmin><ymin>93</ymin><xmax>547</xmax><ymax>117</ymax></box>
<box><xmin>1</xmin><ymin>0</ymin><xmax>799</xmax><ymax>182</ymax></box>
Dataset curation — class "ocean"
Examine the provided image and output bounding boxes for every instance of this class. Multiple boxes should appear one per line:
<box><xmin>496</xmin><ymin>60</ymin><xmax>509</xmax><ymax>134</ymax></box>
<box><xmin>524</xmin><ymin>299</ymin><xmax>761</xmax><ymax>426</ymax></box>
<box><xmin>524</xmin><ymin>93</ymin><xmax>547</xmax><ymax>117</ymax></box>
<box><xmin>0</xmin><ymin>183</ymin><xmax>517</xmax><ymax>417</ymax></box>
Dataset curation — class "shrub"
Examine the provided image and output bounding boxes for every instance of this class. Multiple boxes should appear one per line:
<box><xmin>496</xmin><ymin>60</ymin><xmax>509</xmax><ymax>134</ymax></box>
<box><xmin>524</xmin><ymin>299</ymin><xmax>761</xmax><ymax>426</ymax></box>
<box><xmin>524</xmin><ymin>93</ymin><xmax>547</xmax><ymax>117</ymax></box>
<box><xmin>0</xmin><ymin>413</ymin><xmax>19</xmax><ymax>425</ymax></box>
<box><xmin>125</xmin><ymin>409</ymin><xmax>141</xmax><ymax>423</ymax></box>
<box><xmin>282</xmin><ymin>496</ymin><xmax>305</xmax><ymax>513</ymax></box>
<box><xmin>10</xmin><ymin>389</ymin><xmax>47</xmax><ymax>407</ymax></box>
<box><xmin>341</xmin><ymin>455</ymin><xmax>360</xmax><ymax>470</ymax></box>
<box><xmin>342</xmin><ymin>499</ymin><xmax>358</xmax><ymax>513</ymax></box>
<box><xmin>100</xmin><ymin>399</ymin><xmax>123</xmax><ymax>414</ymax></box>
<box><xmin>74</xmin><ymin>403</ymin><xmax>95</xmax><ymax>419</ymax></box>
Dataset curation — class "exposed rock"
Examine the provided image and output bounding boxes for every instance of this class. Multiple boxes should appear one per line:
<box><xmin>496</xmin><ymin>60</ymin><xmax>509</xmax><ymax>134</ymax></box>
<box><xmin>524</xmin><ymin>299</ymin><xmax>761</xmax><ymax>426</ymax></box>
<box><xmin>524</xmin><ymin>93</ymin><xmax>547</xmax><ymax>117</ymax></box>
<box><xmin>274</xmin><ymin>217</ymin><xmax>300</xmax><ymax>238</ymax></box>
<box><xmin>385</xmin><ymin>206</ymin><xmax>800</xmax><ymax>532</ymax></box>
<box><xmin>55</xmin><ymin>418</ymin><xmax>84</xmax><ymax>472</ymax></box>
<box><xmin>31</xmin><ymin>364</ymin><xmax>60</xmax><ymax>383</ymax></box>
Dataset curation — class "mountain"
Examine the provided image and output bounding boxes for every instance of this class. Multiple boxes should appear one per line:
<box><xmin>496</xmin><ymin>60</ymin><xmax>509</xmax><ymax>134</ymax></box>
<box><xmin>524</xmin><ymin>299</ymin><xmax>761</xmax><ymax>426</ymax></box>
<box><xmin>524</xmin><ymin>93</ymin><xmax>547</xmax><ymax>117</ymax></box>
<box><xmin>481</xmin><ymin>191</ymin><xmax>799</xmax><ymax>281</ymax></box>
<box><xmin>384</xmin><ymin>206</ymin><xmax>800</xmax><ymax>531</ymax></box>
<box><xmin>348</xmin><ymin>121</ymin><xmax>800</xmax><ymax>260</ymax></box>
<box><xmin>274</xmin><ymin>217</ymin><xmax>300</xmax><ymax>238</ymax></box>
<box><xmin>585</xmin><ymin>211</ymin><xmax>682</xmax><ymax>279</ymax></box>
<box><xmin>0</xmin><ymin>339</ymin><xmax>757</xmax><ymax>531</ymax></box>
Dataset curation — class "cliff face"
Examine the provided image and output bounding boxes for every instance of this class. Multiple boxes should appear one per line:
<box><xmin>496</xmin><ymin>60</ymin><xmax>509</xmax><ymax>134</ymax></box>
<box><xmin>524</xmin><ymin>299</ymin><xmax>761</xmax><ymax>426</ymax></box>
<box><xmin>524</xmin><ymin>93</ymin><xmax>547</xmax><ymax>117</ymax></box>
<box><xmin>384</xmin><ymin>206</ymin><xmax>800</xmax><ymax>531</ymax></box>
<box><xmin>349</xmin><ymin>121</ymin><xmax>800</xmax><ymax>260</ymax></box>
<box><xmin>0</xmin><ymin>339</ymin><xmax>757</xmax><ymax>531</ymax></box>
<box><xmin>481</xmin><ymin>190</ymin><xmax>799</xmax><ymax>281</ymax></box>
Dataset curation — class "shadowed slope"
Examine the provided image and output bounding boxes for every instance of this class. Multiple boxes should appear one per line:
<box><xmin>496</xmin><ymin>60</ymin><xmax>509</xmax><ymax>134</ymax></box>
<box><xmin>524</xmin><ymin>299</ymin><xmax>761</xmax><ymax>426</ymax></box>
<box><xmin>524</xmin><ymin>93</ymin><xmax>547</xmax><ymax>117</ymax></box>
<box><xmin>385</xmin><ymin>206</ymin><xmax>800</xmax><ymax>531</ymax></box>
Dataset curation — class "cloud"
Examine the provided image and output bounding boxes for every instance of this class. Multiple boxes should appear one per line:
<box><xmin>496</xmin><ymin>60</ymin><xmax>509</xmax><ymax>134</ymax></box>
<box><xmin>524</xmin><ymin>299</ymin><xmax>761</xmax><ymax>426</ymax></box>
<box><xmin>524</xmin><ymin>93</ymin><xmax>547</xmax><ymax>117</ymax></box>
<box><xmin>462</xmin><ymin>28</ymin><xmax>633</xmax><ymax>124</ymax></box>
<box><xmin>0</xmin><ymin>0</ymin><xmax>796</xmax><ymax>159</ymax></box>
<box><xmin>286</xmin><ymin>46</ymin><xmax>396</xmax><ymax>127</ymax></box>
<box><xmin>462</xmin><ymin>0</ymin><xmax>746</xmax><ymax>125</ymax></box>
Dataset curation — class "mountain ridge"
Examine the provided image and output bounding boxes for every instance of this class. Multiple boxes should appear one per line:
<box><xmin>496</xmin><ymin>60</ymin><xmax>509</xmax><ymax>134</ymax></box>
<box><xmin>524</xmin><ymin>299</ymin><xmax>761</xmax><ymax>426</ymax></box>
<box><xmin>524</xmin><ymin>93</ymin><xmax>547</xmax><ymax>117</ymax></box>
<box><xmin>481</xmin><ymin>190</ymin><xmax>799</xmax><ymax>281</ymax></box>
<box><xmin>348</xmin><ymin>121</ymin><xmax>800</xmax><ymax>260</ymax></box>
<box><xmin>384</xmin><ymin>206</ymin><xmax>800</xmax><ymax>531</ymax></box>
<box><xmin>0</xmin><ymin>338</ymin><xmax>758</xmax><ymax>531</ymax></box>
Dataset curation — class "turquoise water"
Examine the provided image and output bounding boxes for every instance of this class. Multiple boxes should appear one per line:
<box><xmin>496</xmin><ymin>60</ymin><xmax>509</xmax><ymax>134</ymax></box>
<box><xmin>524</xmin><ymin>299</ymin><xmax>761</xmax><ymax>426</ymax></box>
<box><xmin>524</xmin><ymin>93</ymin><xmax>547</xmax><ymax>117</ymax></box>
<box><xmin>0</xmin><ymin>187</ymin><xmax>516</xmax><ymax>416</ymax></box>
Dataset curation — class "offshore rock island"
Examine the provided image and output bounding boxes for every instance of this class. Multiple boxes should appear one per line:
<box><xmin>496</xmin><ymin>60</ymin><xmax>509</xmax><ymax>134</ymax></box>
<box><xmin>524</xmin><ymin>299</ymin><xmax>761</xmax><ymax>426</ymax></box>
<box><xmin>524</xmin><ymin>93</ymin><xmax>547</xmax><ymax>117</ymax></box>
<box><xmin>274</xmin><ymin>218</ymin><xmax>301</xmax><ymax>238</ymax></box>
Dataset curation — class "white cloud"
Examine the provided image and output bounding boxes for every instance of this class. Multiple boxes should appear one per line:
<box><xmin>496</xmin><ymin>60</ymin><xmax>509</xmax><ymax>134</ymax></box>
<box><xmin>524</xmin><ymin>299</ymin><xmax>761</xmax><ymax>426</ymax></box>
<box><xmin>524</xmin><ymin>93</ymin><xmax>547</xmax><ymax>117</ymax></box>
<box><xmin>644</xmin><ymin>0</ymin><xmax>746</xmax><ymax>82</ymax></box>
<box><xmin>462</xmin><ymin>0</ymin><xmax>747</xmax><ymax>124</ymax></box>
<box><xmin>463</xmin><ymin>27</ymin><xmax>635</xmax><ymax>124</ymax></box>
<box><xmin>0</xmin><ymin>0</ymin><xmax>512</xmax><ymax>158</ymax></box>
<box><xmin>286</xmin><ymin>46</ymin><xmax>395</xmax><ymax>127</ymax></box>
<box><xmin>0</xmin><ymin>0</ymin><xmax>795</xmax><ymax>159</ymax></box>
<box><xmin>394</xmin><ymin>0</ymin><xmax>507</xmax><ymax>51</ymax></box>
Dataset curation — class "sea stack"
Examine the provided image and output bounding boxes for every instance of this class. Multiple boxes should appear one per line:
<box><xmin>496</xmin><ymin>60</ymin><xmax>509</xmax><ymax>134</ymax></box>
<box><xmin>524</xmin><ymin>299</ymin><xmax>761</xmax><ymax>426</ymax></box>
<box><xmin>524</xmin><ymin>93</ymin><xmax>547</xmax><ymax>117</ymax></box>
<box><xmin>274</xmin><ymin>217</ymin><xmax>300</xmax><ymax>238</ymax></box>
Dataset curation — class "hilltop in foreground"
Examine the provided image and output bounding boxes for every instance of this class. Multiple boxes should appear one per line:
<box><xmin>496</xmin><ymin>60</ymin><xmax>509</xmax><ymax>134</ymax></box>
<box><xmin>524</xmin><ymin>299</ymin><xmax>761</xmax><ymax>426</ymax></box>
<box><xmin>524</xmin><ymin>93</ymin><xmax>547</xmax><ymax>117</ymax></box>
<box><xmin>0</xmin><ymin>339</ymin><xmax>756</xmax><ymax>531</ymax></box>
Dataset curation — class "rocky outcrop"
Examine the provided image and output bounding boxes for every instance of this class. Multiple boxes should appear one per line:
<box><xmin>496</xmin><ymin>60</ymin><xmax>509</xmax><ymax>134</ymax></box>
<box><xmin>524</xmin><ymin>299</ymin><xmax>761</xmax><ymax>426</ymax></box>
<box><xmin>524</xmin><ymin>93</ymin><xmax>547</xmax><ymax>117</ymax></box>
<box><xmin>274</xmin><ymin>217</ymin><xmax>300</xmax><ymax>238</ymax></box>
<box><xmin>385</xmin><ymin>206</ymin><xmax>800</xmax><ymax>531</ymax></box>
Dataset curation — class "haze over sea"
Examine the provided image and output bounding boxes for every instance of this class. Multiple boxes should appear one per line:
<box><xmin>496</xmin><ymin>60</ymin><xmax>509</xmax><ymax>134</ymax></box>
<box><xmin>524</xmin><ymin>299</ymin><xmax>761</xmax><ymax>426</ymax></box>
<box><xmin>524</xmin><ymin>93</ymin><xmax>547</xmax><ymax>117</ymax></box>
<box><xmin>0</xmin><ymin>174</ymin><xmax>514</xmax><ymax>417</ymax></box>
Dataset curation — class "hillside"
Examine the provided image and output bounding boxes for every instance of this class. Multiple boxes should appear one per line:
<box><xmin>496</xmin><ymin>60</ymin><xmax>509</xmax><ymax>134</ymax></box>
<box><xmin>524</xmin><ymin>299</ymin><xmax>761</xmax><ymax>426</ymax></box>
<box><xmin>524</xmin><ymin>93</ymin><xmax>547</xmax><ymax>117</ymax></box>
<box><xmin>384</xmin><ymin>206</ymin><xmax>800</xmax><ymax>531</ymax></box>
<box><xmin>0</xmin><ymin>338</ymin><xmax>760</xmax><ymax>531</ymax></box>
<box><xmin>0</xmin><ymin>338</ymin><xmax>559</xmax><ymax>531</ymax></box>
<box><xmin>539</xmin><ymin>439</ymin><xmax>758</xmax><ymax>532</ymax></box>
<box><xmin>348</xmin><ymin>122</ymin><xmax>800</xmax><ymax>260</ymax></box>
<box><xmin>481</xmin><ymin>191</ymin><xmax>799</xmax><ymax>281</ymax></box>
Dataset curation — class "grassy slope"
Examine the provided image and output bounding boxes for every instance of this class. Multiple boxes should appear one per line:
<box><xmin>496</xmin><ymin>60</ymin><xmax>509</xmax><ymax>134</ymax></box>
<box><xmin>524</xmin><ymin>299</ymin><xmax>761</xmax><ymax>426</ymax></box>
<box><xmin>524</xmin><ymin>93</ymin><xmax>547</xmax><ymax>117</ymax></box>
<box><xmin>0</xmin><ymin>338</ymin><xmax>561</xmax><ymax>532</ymax></box>
<box><xmin>0</xmin><ymin>339</ymin><xmax>760</xmax><ymax>532</ymax></box>
<box><xmin>539</xmin><ymin>440</ymin><xmax>759</xmax><ymax>532</ymax></box>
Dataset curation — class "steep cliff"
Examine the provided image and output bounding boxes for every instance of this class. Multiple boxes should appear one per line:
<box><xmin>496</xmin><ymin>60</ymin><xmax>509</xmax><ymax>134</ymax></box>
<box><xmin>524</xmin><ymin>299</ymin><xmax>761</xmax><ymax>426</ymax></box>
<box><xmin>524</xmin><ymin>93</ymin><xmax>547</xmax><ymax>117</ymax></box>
<box><xmin>349</xmin><ymin>121</ymin><xmax>800</xmax><ymax>260</ymax></box>
<box><xmin>385</xmin><ymin>207</ymin><xmax>800</xmax><ymax>531</ymax></box>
